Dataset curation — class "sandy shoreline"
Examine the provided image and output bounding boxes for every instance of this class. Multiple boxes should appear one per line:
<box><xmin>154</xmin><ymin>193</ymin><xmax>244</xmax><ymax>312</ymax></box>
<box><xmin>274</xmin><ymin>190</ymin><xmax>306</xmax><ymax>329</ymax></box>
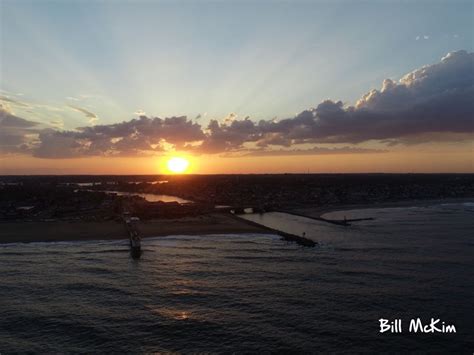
<box><xmin>0</xmin><ymin>213</ymin><xmax>268</xmax><ymax>244</ymax></box>
<box><xmin>1</xmin><ymin>197</ymin><xmax>472</xmax><ymax>244</ymax></box>
<box><xmin>291</xmin><ymin>197</ymin><xmax>474</xmax><ymax>219</ymax></box>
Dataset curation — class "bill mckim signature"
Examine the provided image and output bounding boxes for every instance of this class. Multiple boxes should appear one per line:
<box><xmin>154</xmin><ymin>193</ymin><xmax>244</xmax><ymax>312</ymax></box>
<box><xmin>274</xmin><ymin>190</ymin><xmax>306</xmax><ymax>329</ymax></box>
<box><xmin>379</xmin><ymin>318</ymin><xmax>457</xmax><ymax>333</ymax></box>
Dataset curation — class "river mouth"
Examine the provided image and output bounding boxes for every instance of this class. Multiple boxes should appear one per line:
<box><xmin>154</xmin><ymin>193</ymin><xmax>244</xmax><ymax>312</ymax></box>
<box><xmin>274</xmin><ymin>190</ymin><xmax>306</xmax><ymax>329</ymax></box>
<box><xmin>101</xmin><ymin>190</ymin><xmax>193</xmax><ymax>203</ymax></box>
<box><xmin>81</xmin><ymin>189</ymin><xmax>193</xmax><ymax>203</ymax></box>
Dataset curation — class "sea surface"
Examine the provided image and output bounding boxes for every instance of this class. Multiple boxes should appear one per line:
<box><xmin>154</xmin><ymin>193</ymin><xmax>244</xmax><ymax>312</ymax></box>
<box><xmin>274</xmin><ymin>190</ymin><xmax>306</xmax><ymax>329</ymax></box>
<box><xmin>1</xmin><ymin>202</ymin><xmax>473</xmax><ymax>352</ymax></box>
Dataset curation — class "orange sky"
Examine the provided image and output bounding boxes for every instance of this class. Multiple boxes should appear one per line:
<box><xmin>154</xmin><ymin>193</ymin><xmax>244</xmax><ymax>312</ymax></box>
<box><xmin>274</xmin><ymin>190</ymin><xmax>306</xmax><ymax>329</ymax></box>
<box><xmin>1</xmin><ymin>2</ymin><xmax>473</xmax><ymax>176</ymax></box>
<box><xmin>1</xmin><ymin>146</ymin><xmax>472</xmax><ymax>175</ymax></box>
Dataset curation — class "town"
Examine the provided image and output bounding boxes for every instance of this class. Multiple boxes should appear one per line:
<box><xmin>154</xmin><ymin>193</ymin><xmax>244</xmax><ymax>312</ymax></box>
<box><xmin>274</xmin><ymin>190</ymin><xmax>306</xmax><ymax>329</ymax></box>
<box><xmin>1</xmin><ymin>174</ymin><xmax>473</xmax><ymax>222</ymax></box>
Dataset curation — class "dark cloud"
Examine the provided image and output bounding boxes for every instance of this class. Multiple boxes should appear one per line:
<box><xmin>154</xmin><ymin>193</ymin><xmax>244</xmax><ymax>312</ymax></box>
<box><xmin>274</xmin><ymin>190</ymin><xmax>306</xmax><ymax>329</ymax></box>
<box><xmin>253</xmin><ymin>50</ymin><xmax>474</xmax><ymax>145</ymax></box>
<box><xmin>0</xmin><ymin>107</ymin><xmax>39</xmax><ymax>154</ymax></box>
<box><xmin>188</xmin><ymin>51</ymin><xmax>473</xmax><ymax>153</ymax></box>
<box><xmin>33</xmin><ymin>129</ymin><xmax>86</xmax><ymax>159</ymax></box>
<box><xmin>3</xmin><ymin>50</ymin><xmax>473</xmax><ymax>158</ymax></box>
<box><xmin>33</xmin><ymin>115</ymin><xmax>205</xmax><ymax>158</ymax></box>
<box><xmin>195</xmin><ymin>117</ymin><xmax>260</xmax><ymax>153</ymax></box>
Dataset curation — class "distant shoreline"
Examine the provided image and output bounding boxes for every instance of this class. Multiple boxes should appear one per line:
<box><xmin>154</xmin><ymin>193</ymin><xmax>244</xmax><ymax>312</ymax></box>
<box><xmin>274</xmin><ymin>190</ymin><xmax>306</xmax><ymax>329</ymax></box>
<box><xmin>290</xmin><ymin>197</ymin><xmax>474</xmax><ymax>219</ymax></box>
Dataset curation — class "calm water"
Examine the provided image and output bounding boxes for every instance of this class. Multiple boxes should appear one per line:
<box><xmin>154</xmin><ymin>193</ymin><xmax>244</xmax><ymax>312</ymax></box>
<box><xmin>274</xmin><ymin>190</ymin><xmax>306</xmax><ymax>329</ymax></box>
<box><xmin>1</xmin><ymin>202</ymin><xmax>473</xmax><ymax>352</ymax></box>
<box><xmin>74</xmin><ymin>181</ymin><xmax>168</xmax><ymax>187</ymax></box>
<box><xmin>99</xmin><ymin>190</ymin><xmax>192</xmax><ymax>203</ymax></box>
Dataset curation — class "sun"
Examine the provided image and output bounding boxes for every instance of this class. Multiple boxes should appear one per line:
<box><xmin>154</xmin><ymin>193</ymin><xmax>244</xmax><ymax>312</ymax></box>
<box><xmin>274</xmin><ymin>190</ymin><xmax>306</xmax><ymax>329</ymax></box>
<box><xmin>166</xmin><ymin>157</ymin><xmax>190</xmax><ymax>174</ymax></box>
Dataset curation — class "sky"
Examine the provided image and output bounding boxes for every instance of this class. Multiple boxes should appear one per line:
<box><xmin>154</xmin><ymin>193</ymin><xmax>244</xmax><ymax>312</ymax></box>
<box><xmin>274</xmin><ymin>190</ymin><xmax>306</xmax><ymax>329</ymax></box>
<box><xmin>0</xmin><ymin>0</ymin><xmax>473</xmax><ymax>174</ymax></box>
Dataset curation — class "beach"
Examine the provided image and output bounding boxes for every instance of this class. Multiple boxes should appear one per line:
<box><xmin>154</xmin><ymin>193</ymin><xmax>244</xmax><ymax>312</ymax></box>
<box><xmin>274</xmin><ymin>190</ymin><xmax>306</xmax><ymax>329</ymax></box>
<box><xmin>2</xmin><ymin>197</ymin><xmax>473</xmax><ymax>244</ymax></box>
<box><xmin>0</xmin><ymin>213</ymin><xmax>267</xmax><ymax>244</ymax></box>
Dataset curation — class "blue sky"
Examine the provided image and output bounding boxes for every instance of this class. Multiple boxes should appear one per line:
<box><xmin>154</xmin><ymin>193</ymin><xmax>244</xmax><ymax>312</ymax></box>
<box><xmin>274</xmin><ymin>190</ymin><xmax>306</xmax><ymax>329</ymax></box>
<box><xmin>1</xmin><ymin>0</ymin><xmax>473</xmax><ymax>129</ymax></box>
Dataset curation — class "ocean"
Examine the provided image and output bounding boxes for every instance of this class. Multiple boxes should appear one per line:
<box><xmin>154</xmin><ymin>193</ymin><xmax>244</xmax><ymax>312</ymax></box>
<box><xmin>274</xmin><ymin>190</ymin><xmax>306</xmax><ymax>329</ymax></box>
<box><xmin>1</xmin><ymin>202</ymin><xmax>473</xmax><ymax>352</ymax></box>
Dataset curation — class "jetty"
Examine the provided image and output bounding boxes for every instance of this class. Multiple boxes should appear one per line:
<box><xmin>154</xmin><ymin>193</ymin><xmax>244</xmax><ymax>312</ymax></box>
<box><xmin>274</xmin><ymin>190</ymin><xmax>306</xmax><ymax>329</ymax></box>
<box><xmin>225</xmin><ymin>205</ymin><xmax>375</xmax><ymax>227</ymax></box>
<box><xmin>230</xmin><ymin>214</ymin><xmax>317</xmax><ymax>247</ymax></box>
<box><xmin>276</xmin><ymin>210</ymin><xmax>374</xmax><ymax>226</ymax></box>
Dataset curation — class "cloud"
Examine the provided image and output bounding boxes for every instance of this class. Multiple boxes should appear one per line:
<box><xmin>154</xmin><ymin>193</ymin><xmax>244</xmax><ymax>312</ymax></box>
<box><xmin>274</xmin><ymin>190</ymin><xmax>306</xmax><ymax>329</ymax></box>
<box><xmin>0</xmin><ymin>95</ymin><xmax>30</xmax><ymax>108</ymax></box>
<box><xmin>230</xmin><ymin>146</ymin><xmax>387</xmax><ymax>157</ymax></box>
<box><xmin>32</xmin><ymin>115</ymin><xmax>205</xmax><ymax>158</ymax></box>
<box><xmin>0</xmin><ymin>106</ymin><xmax>39</xmax><ymax>154</ymax></box>
<box><xmin>49</xmin><ymin>119</ymin><xmax>64</xmax><ymax>129</ymax></box>
<box><xmin>67</xmin><ymin>104</ymin><xmax>99</xmax><ymax>124</ymax></box>
<box><xmin>382</xmin><ymin>132</ymin><xmax>474</xmax><ymax>146</ymax></box>
<box><xmin>1</xmin><ymin>94</ymin><xmax>67</xmax><ymax>116</ymax></box>
<box><xmin>415</xmin><ymin>35</ymin><xmax>430</xmax><ymax>40</ymax></box>
<box><xmin>193</xmin><ymin>117</ymin><xmax>261</xmax><ymax>153</ymax></box>
<box><xmin>186</xmin><ymin>51</ymin><xmax>473</xmax><ymax>153</ymax></box>
<box><xmin>33</xmin><ymin>129</ymin><xmax>86</xmax><ymax>158</ymax></box>
<box><xmin>3</xmin><ymin>50</ymin><xmax>473</xmax><ymax>158</ymax></box>
<box><xmin>250</xmin><ymin>50</ymin><xmax>474</xmax><ymax>146</ymax></box>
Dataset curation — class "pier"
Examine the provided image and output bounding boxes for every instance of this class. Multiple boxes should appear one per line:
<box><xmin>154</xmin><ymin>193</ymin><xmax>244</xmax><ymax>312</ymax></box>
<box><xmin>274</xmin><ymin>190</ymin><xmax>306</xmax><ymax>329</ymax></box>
<box><xmin>122</xmin><ymin>213</ymin><xmax>142</xmax><ymax>258</ymax></box>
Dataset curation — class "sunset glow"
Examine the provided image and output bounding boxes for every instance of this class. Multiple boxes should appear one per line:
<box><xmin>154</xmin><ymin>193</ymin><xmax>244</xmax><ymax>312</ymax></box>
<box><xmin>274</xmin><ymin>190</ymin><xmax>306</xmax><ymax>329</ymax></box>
<box><xmin>166</xmin><ymin>157</ymin><xmax>190</xmax><ymax>174</ymax></box>
<box><xmin>0</xmin><ymin>1</ymin><xmax>473</xmax><ymax>353</ymax></box>
<box><xmin>0</xmin><ymin>1</ymin><xmax>472</xmax><ymax>175</ymax></box>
